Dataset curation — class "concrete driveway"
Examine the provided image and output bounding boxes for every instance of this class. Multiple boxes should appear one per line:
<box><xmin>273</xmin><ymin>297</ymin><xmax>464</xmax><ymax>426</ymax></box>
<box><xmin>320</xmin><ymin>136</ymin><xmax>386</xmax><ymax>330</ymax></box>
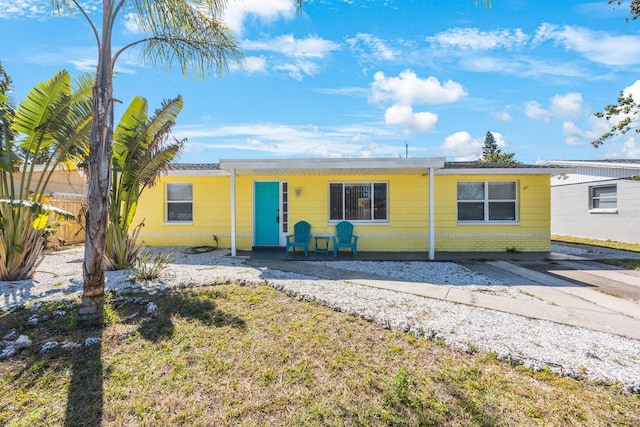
<box><xmin>437</xmin><ymin>242</ymin><xmax>640</xmax><ymax>339</ymax></box>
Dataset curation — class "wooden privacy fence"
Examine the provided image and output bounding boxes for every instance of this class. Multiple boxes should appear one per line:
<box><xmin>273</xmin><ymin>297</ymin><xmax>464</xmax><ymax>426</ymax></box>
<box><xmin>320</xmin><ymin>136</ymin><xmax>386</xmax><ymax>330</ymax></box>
<box><xmin>47</xmin><ymin>197</ymin><xmax>86</xmax><ymax>246</ymax></box>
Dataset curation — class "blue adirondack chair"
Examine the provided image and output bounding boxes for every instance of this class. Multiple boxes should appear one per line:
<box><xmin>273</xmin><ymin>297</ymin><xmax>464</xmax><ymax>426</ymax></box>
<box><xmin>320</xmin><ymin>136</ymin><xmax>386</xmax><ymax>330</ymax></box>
<box><xmin>285</xmin><ymin>221</ymin><xmax>311</xmax><ymax>257</ymax></box>
<box><xmin>333</xmin><ymin>221</ymin><xmax>358</xmax><ymax>258</ymax></box>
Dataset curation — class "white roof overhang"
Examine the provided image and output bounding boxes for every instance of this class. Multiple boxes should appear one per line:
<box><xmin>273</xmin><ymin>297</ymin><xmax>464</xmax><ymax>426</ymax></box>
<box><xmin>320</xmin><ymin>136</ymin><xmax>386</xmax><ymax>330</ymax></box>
<box><xmin>544</xmin><ymin>160</ymin><xmax>640</xmax><ymax>169</ymax></box>
<box><xmin>219</xmin><ymin>157</ymin><xmax>446</xmax><ymax>176</ymax></box>
<box><xmin>436</xmin><ymin>167</ymin><xmax>576</xmax><ymax>176</ymax></box>
<box><xmin>167</xmin><ymin>169</ymin><xmax>228</xmax><ymax>177</ymax></box>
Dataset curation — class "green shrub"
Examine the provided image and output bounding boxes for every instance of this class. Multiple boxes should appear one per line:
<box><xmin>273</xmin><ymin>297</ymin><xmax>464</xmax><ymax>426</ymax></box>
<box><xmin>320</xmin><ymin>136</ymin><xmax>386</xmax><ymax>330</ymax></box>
<box><xmin>133</xmin><ymin>251</ymin><xmax>175</xmax><ymax>281</ymax></box>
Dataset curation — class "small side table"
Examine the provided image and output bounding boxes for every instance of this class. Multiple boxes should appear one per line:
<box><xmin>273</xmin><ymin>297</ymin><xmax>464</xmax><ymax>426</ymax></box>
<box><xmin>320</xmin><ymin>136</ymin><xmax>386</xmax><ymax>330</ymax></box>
<box><xmin>313</xmin><ymin>235</ymin><xmax>330</xmax><ymax>255</ymax></box>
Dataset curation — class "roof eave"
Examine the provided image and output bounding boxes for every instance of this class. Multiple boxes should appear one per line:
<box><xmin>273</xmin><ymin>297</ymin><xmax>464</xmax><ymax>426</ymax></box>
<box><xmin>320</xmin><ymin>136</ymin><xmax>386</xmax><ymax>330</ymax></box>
<box><xmin>436</xmin><ymin>167</ymin><xmax>576</xmax><ymax>175</ymax></box>
<box><xmin>544</xmin><ymin>160</ymin><xmax>640</xmax><ymax>169</ymax></box>
<box><xmin>219</xmin><ymin>157</ymin><xmax>446</xmax><ymax>176</ymax></box>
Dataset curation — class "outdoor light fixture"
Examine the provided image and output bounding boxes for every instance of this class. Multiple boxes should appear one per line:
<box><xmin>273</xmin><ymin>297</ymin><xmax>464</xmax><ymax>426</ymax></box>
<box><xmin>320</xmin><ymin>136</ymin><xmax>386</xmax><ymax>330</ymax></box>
<box><xmin>295</xmin><ymin>187</ymin><xmax>302</xmax><ymax>197</ymax></box>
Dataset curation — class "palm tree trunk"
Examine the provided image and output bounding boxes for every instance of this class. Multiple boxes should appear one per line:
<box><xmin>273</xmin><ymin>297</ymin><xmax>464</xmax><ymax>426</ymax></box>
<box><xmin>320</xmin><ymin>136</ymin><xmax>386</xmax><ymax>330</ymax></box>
<box><xmin>81</xmin><ymin>5</ymin><xmax>114</xmax><ymax>317</ymax></box>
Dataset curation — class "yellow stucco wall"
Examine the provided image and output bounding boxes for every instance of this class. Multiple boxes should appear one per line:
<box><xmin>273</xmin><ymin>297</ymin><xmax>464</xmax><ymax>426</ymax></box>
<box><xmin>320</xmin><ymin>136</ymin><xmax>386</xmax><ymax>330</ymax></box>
<box><xmin>135</xmin><ymin>172</ymin><xmax>551</xmax><ymax>253</ymax></box>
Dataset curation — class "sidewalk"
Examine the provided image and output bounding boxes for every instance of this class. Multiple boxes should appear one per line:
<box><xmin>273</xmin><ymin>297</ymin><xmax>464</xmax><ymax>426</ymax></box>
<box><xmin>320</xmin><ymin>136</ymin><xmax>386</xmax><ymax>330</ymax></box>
<box><xmin>247</xmin><ymin>256</ymin><xmax>640</xmax><ymax>340</ymax></box>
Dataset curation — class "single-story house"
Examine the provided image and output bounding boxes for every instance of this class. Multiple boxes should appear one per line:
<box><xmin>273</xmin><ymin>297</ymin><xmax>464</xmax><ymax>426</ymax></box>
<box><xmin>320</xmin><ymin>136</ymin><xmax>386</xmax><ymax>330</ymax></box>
<box><xmin>132</xmin><ymin>158</ymin><xmax>573</xmax><ymax>259</ymax></box>
<box><xmin>543</xmin><ymin>159</ymin><xmax>640</xmax><ymax>244</ymax></box>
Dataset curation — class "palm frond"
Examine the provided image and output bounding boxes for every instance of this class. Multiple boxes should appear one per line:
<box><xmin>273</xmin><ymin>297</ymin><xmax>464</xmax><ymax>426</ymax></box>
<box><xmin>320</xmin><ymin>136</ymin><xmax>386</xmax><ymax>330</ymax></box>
<box><xmin>128</xmin><ymin>0</ymin><xmax>243</xmax><ymax>78</ymax></box>
<box><xmin>0</xmin><ymin>199</ymin><xmax>76</xmax><ymax>220</ymax></box>
<box><xmin>107</xmin><ymin>94</ymin><xmax>185</xmax><ymax>271</ymax></box>
<box><xmin>146</xmin><ymin>96</ymin><xmax>183</xmax><ymax>151</ymax></box>
<box><xmin>11</xmin><ymin>70</ymin><xmax>70</xmax><ymax>156</ymax></box>
<box><xmin>113</xmin><ymin>96</ymin><xmax>148</xmax><ymax>173</ymax></box>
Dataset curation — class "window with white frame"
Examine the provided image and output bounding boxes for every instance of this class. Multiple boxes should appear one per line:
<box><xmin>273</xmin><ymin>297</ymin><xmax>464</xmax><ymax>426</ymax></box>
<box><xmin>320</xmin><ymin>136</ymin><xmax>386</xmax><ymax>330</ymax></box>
<box><xmin>166</xmin><ymin>183</ymin><xmax>193</xmax><ymax>222</ymax></box>
<box><xmin>329</xmin><ymin>182</ymin><xmax>388</xmax><ymax>222</ymax></box>
<box><xmin>589</xmin><ymin>184</ymin><xmax>617</xmax><ymax>210</ymax></box>
<box><xmin>457</xmin><ymin>181</ymin><xmax>517</xmax><ymax>222</ymax></box>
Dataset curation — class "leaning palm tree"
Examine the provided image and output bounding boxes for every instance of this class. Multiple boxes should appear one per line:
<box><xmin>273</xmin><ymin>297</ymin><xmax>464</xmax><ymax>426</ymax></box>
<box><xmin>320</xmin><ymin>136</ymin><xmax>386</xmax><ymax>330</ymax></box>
<box><xmin>106</xmin><ymin>95</ymin><xmax>186</xmax><ymax>270</ymax></box>
<box><xmin>0</xmin><ymin>69</ymin><xmax>92</xmax><ymax>280</ymax></box>
<box><xmin>50</xmin><ymin>0</ymin><xmax>245</xmax><ymax>317</ymax></box>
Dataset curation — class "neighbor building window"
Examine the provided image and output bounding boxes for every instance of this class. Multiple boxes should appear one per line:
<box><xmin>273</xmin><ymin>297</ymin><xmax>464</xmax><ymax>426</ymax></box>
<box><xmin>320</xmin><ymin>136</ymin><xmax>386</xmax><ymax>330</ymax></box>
<box><xmin>166</xmin><ymin>183</ymin><xmax>193</xmax><ymax>222</ymax></box>
<box><xmin>590</xmin><ymin>184</ymin><xmax>617</xmax><ymax>210</ymax></box>
<box><xmin>329</xmin><ymin>182</ymin><xmax>388</xmax><ymax>222</ymax></box>
<box><xmin>457</xmin><ymin>181</ymin><xmax>517</xmax><ymax>222</ymax></box>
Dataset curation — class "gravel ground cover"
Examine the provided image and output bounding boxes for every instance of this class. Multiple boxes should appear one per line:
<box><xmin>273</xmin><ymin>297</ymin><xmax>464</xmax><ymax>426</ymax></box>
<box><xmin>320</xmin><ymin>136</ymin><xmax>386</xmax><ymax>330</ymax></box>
<box><xmin>302</xmin><ymin>260</ymin><xmax>543</xmax><ymax>301</ymax></box>
<box><xmin>1</xmin><ymin>245</ymin><xmax>639</xmax><ymax>393</ymax></box>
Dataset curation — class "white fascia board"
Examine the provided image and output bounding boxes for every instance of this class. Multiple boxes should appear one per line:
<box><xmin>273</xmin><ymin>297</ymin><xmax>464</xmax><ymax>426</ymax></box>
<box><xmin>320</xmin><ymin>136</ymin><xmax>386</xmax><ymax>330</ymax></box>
<box><xmin>219</xmin><ymin>157</ymin><xmax>446</xmax><ymax>173</ymax></box>
<box><xmin>544</xmin><ymin>160</ymin><xmax>640</xmax><ymax>169</ymax></box>
<box><xmin>167</xmin><ymin>169</ymin><xmax>229</xmax><ymax>177</ymax></box>
<box><xmin>436</xmin><ymin>167</ymin><xmax>576</xmax><ymax>176</ymax></box>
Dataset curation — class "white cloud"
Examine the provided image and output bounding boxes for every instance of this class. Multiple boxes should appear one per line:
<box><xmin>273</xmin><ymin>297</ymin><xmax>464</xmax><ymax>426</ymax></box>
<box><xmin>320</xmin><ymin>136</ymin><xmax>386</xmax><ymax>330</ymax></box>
<box><xmin>462</xmin><ymin>55</ymin><xmax>589</xmax><ymax>80</ymax></box>
<box><xmin>623</xmin><ymin>79</ymin><xmax>640</xmax><ymax>99</ymax></box>
<box><xmin>531</xmin><ymin>22</ymin><xmax>557</xmax><ymax>46</ymax></box>
<box><xmin>441</xmin><ymin>131</ymin><xmax>482</xmax><ymax>160</ymax></box>
<box><xmin>346</xmin><ymin>33</ymin><xmax>398</xmax><ymax>61</ymax></box>
<box><xmin>427</xmin><ymin>27</ymin><xmax>529</xmax><ymax>50</ymax></box>
<box><xmin>273</xmin><ymin>60</ymin><xmax>318</xmax><ymax>80</ymax></box>
<box><xmin>494</xmin><ymin>110</ymin><xmax>512</xmax><ymax>121</ymax></box>
<box><xmin>304</xmin><ymin>145</ymin><xmax>344</xmax><ymax>158</ymax></box>
<box><xmin>241</xmin><ymin>34</ymin><xmax>339</xmax><ymax>80</ymax></box>
<box><xmin>562</xmin><ymin>121</ymin><xmax>599</xmax><ymax>146</ymax></box>
<box><xmin>370</xmin><ymin>70</ymin><xmax>467</xmax><ymax>106</ymax></box>
<box><xmin>175</xmin><ymin>121</ymin><xmax>401</xmax><ymax>158</ymax></box>
<box><xmin>240</xmin><ymin>34</ymin><xmax>339</xmax><ymax>80</ymax></box>
<box><xmin>591</xmin><ymin>80</ymin><xmax>640</xmax><ymax>130</ymax></box>
<box><xmin>621</xmin><ymin>138</ymin><xmax>640</xmax><ymax>158</ymax></box>
<box><xmin>384</xmin><ymin>105</ymin><xmax>438</xmax><ymax>133</ymax></box>
<box><xmin>368</xmin><ymin>70</ymin><xmax>465</xmax><ymax>134</ymax></box>
<box><xmin>66</xmin><ymin>58</ymin><xmax>97</xmax><ymax>72</ymax></box>
<box><xmin>1</xmin><ymin>0</ymin><xmax>100</xmax><ymax>19</ymax></box>
<box><xmin>123</xmin><ymin>12</ymin><xmax>142</xmax><ymax>34</ymax></box>
<box><xmin>524</xmin><ymin>101</ymin><xmax>551</xmax><ymax>122</ymax></box>
<box><xmin>525</xmin><ymin>92</ymin><xmax>586</xmax><ymax>124</ymax></box>
<box><xmin>603</xmin><ymin>136</ymin><xmax>640</xmax><ymax>158</ymax></box>
<box><xmin>315</xmin><ymin>87</ymin><xmax>369</xmax><ymax>97</ymax></box>
<box><xmin>0</xmin><ymin>0</ymin><xmax>51</xmax><ymax>19</ymax></box>
<box><xmin>550</xmin><ymin>92</ymin><xmax>584</xmax><ymax>119</ymax></box>
<box><xmin>490</xmin><ymin>131</ymin><xmax>508</xmax><ymax>150</ymax></box>
<box><xmin>243</xmin><ymin>34</ymin><xmax>340</xmax><ymax>59</ymax></box>
<box><xmin>231</xmin><ymin>56</ymin><xmax>267</xmax><ymax>73</ymax></box>
<box><xmin>463</xmin><ymin>56</ymin><xmax>521</xmax><ymax>74</ymax></box>
<box><xmin>533</xmin><ymin>23</ymin><xmax>640</xmax><ymax>66</ymax></box>
<box><xmin>222</xmin><ymin>0</ymin><xmax>296</xmax><ymax>35</ymax></box>
<box><xmin>583</xmin><ymin>80</ymin><xmax>640</xmax><ymax>149</ymax></box>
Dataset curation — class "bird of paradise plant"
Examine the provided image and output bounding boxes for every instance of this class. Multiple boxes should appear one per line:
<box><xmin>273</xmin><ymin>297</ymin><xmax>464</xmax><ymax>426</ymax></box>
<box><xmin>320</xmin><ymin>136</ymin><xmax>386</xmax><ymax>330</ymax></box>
<box><xmin>0</xmin><ymin>66</ymin><xmax>91</xmax><ymax>280</ymax></box>
<box><xmin>105</xmin><ymin>95</ymin><xmax>185</xmax><ymax>270</ymax></box>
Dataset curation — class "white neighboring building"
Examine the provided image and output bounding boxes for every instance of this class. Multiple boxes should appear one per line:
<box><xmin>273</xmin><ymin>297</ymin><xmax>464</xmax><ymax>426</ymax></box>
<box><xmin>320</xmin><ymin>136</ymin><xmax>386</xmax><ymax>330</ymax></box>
<box><xmin>544</xmin><ymin>160</ymin><xmax>640</xmax><ymax>244</ymax></box>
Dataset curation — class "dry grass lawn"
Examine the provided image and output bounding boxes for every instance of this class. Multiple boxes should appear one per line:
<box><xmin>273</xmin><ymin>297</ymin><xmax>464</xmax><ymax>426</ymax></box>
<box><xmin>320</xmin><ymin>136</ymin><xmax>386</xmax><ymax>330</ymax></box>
<box><xmin>1</xmin><ymin>284</ymin><xmax>639</xmax><ymax>426</ymax></box>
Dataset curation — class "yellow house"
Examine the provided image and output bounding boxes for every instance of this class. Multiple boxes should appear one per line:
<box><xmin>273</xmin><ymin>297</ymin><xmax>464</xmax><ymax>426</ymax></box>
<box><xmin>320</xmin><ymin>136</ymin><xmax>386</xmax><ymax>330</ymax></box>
<box><xmin>133</xmin><ymin>158</ymin><xmax>572</xmax><ymax>259</ymax></box>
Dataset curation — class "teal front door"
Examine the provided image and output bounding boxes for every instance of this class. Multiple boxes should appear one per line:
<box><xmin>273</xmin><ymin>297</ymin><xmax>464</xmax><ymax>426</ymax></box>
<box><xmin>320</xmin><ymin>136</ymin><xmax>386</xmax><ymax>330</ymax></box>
<box><xmin>254</xmin><ymin>182</ymin><xmax>280</xmax><ymax>246</ymax></box>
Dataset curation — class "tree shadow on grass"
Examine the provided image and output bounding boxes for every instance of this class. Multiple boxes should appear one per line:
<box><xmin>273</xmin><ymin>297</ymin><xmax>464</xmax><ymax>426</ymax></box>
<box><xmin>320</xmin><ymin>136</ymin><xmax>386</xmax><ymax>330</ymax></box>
<box><xmin>0</xmin><ymin>302</ymin><xmax>104</xmax><ymax>427</ymax></box>
<box><xmin>64</xmin><ymin>316</ymin><xmax>103</xmax><ymax>427</ymax></box>
<box><xmin>0</xmin><ymin>287</ymin><xmax>245</xmax><ymax>426</ymax></box>
<box><xmin>63</xmin><ymin>290</ymin><xmax>245</xmax><ymax>425</ymax></box>
<box><xmin>135</xmin><ymin>290</ymin><xmax>246</xmax><ymax>342</ymax></box>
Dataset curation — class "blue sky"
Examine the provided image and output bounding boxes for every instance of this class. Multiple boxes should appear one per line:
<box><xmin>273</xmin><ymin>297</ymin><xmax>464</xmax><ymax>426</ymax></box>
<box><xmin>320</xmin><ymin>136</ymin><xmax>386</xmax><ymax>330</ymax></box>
<box><xmin>2</xmin><ymin>0</ymin><xmax>640</xmax><ymax>164</ymax></box>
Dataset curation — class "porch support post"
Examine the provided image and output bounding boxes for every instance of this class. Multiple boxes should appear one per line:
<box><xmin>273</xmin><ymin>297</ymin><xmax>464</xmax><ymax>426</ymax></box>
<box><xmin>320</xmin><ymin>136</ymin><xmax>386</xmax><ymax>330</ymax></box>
<box><xmin>429</xmin><ymin>167</ymin><xmax>435</xmax><ymax>261</ymax></box>
<box><xmin>230</xmin><ymin>168</ymin><xmax>237</xmax><ymax>256</ymax></box>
